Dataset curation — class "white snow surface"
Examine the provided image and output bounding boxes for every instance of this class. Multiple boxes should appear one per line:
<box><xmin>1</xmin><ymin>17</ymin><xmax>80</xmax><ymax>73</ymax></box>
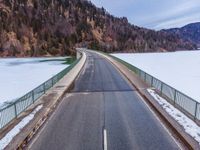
<box><xmin>112</xmin><ymin>51</ymin><xmax>200</xmax><ymax>103</ymax></box>
<box><xmin>0</xmin><ymin>57</ymin><xmax>68</xmax><ymax>106</ymax></box>
<box><xmin>0</xmin><ymin>105</ymin><xmax>43</xmax><ymax>149</ymax></box>
<box><xmin>148</xmin><ymin>89</ymin><xmax>200</xmax><ymax>145</ymax></box>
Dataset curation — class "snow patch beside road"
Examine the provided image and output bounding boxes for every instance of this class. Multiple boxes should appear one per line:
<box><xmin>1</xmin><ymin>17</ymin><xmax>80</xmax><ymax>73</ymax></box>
<box><xmin>148</xmin><ymin>89</ymin><xmax>200</xmax><ymax>145</ymax></box>
<box><xmin>0</xmin><ymin>105</ymin><xmax>43</xmax><ymax>149</ymax></box>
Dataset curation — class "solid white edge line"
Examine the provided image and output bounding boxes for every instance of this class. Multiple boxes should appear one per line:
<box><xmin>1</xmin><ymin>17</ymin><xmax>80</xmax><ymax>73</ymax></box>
<box><xmin>136</xmin><ymin>92</ymin><xmax>183</xmax><ymax>150</ymax></box>
<box><xmin>104</xmin><ymin>129</ymin><xmax>108</xmax><ymax>150</ymax></box>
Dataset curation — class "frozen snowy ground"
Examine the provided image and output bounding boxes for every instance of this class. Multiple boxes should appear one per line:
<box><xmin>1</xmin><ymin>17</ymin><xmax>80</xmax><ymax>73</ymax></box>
<box><xmin>0</xmin><ymin>105</ymin><xmax>43</xmax><ymax>149</ymax></box>
<box><xmin>148</xmin><ymin>89</ymin><xmax>200</xmax><ymax>145</ymax></box>
<box><xmin>112</xmin><ymin>51</ymin><xmax>200</xmax><ymax>103</ymax></box>
<box><xmin>0</xmin><ymin>58</ymin><xmax>68</xmax><ymax>106</ymax></box>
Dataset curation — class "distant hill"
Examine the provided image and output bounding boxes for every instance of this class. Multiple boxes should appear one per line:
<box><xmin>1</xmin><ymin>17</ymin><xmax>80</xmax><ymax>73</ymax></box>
<box><xmin>163</xmin><ymin>22</ymin><xmax>200</xmax><ymax>48</ymax></box>
<box><xmin>0</xmin><ymin>0</ymin><xmax>197</xmax><ymax>57</ymax></box>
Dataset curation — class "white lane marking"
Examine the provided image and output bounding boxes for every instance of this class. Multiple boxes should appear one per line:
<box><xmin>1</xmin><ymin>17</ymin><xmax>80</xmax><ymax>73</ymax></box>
<box><xmin>136</xmin><ymin>92</ymin><xmax>183</xmax><ymax>150</ymax></box>
<box><xmin>104</xmin><ymin>129</ymin><xmax>108</xmax><ymax>150</ymax></box>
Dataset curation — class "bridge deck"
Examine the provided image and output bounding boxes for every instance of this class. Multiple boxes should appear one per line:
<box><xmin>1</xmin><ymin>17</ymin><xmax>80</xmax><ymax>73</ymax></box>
<box><xmin>29</xmin><ymin>51</ymin><xmax>180</xmax><ymax>150</ymax></box>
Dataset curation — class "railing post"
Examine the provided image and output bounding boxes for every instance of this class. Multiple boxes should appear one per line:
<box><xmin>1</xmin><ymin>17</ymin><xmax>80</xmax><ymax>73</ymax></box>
<box><xmin>32</xmin><ymin>90</ymin><xmax>35</xmax><ymax>103</ymax></box>
<box><xmin>51</xmin><ymin>78</ymin><xmax>53</xmax><ymax>87</ymax></box>
<box><xmin>174</xmin><ymin>90</ymin><xmax>177</xmax><ymax>105</ymax></box>
<box><xmin>194</xmin><ymin>102</ymin><xmax>198</xmax><ymax>120</ymax></box>
<box><xmin>14</xmin><ymin>103</ymin><xmax>17</xmax><ymax>118</ymax></box>
<box><xmin>43</xmin><ymin>83</ymin><xmax>46</xmax><ymax>94</ymax></box>
<box><xmin>144</xmin><ymin>72</ymin><xmax>147</xmax><ymax>82</ymax></box>
<box><xmin>151</xmin><ymin>77</ymin><xmax>153</xmax><ymax>87</ymax></box>
<box><xmin>160</xmin><ymin>83</ymin><xmax>163</xmax><ymax>95</ymax></box>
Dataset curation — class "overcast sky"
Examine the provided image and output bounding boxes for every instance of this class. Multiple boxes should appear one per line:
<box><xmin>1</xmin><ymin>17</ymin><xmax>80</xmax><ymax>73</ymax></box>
<box><xmin>90</xmin><ymin>0</ymin><xmax>200</xmax><ymax>30</ymax></box>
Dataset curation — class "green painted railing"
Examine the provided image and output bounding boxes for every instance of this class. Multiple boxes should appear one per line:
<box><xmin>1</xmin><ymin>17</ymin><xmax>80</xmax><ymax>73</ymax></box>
<box><xmin>110</xmin><ymin>54</ymin><xmax>200</xmax><ymax>123</ymax></box>
<box><xmin>0</xmin><ymin>56</ymin><xmax>81</xmax><ymax>130</ymax></box>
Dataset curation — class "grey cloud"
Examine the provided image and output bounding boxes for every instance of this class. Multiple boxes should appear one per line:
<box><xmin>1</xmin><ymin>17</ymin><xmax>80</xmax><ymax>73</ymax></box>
<box><xmin>90</xmin><ymin>0</ymin><xmax>200</xmax><ymax>29</ymax></box>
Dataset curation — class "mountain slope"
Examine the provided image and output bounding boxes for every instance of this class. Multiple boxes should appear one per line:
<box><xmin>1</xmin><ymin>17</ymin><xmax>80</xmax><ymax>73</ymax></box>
<box><xmin>0</xmin><ymin>0</ymin><xmax>197</xmax><ymax>57</ymax></box>
<box><xmin>163</xmin><ymin>22</ymin><xmax>200</xmax><ymax>47</ymax></box>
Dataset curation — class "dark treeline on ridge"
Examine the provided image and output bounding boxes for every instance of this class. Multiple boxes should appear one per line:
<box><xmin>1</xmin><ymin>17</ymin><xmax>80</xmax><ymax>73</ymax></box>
<box><xmin>0</xmin><ymin>0</ymin><xmax>197</xmax><ymax>57</ymax></box>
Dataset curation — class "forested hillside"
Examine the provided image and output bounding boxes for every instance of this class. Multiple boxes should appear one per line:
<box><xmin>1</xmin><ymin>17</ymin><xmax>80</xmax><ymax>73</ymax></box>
<box><xmin>0</xmin><ymin>0</ymin><xmax>197</xmax><ymax>57</ymax></box>
<box><xmin>163</xmin><ymin>22</ymin><xmax>200</xmax><ymax>47</ymax></box>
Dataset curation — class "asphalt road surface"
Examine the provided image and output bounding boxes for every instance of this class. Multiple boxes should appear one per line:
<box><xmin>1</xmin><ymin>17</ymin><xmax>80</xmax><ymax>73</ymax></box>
<box><xmin>29</xmin><ymin>51</ymin><xmax>181</xmax><ymax>150</ymax></box>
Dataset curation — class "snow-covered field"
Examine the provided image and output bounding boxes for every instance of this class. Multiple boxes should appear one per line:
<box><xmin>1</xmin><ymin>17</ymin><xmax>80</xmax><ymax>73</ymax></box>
<box><xmin>0</xmin><ymin>58</ymin><xmax>68</xmax><ymax>106</ymax></box>
<box><xmin>112</xmin><ymin>50</ymin><xmax>200</xmax><ymax>103</ymax></box>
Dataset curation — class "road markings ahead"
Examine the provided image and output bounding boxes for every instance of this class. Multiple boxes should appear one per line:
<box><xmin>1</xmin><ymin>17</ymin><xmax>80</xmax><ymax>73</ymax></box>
<box><xmin>103</xmin><ymin>129</ymin><xmax>108</xmax><ymax>150</ymax></box>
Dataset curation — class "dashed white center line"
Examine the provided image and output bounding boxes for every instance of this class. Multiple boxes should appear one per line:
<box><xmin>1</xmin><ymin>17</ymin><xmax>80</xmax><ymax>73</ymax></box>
<box><xmin>103</xmin><ymin>129</ymin><xmax>108</xmax><ymax>150</ymax></box>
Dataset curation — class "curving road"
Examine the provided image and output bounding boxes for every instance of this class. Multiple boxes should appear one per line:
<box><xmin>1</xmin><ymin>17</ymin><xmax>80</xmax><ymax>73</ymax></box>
<box><xmin>29</xmin><ymin>51</ymin><xmax>181</xmax><ymax>150</ymax></box>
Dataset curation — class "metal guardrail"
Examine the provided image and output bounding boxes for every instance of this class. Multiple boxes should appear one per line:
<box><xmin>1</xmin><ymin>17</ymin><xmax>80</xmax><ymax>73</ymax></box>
<box><xmin>0</xmin><ymin>56</ymin><xmax>81</xmax><ymax>130</ymax></box>
<box><xmin>111</xmin><ymin>55</ymin><xmax>200</xmax><ymax>122</ymax></box>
